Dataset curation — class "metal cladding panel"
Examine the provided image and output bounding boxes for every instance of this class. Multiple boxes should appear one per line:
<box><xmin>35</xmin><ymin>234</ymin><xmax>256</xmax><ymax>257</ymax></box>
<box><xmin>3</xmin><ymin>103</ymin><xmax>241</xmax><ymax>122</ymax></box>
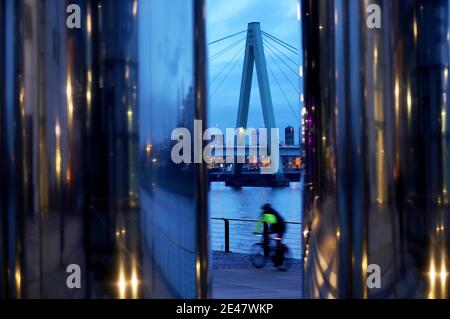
<box><xmin>302</xmin><ymin>0</ymin><xmax>450</xmax><ymax>298</ymax></box>
<box><xmin>0</xmin><ymin>0</ymin><xmax>208</xmax><ymax>299</ymax></box>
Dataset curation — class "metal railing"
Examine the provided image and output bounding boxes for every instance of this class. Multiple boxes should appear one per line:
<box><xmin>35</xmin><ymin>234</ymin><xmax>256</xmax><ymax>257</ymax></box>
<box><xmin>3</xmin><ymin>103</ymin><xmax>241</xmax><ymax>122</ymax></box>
<box><xmin>211</xmin><ymin>217</ymin><xmax>303</xmax><ymax>259</ymax></box>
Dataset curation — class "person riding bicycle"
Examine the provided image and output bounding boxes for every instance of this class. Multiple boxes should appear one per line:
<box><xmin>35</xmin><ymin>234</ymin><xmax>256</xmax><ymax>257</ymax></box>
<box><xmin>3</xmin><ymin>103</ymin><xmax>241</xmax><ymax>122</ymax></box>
<box><xmin>253</xmin><ymin>203</ymin><xmax>286</xmax><ymax>264</ymax></box>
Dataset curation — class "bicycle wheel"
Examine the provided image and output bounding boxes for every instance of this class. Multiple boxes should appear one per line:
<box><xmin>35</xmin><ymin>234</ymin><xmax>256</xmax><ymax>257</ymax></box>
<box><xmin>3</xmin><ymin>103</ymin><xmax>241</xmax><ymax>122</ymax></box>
<box><xmin>250</xmin><ymin>243</ymin><xmax>267</xmax><ymax>268</ymax></box>
<box><xmin>276</xmin><ymin>245</ymin><xmax>293</xmax><ymax>272</ymax></box>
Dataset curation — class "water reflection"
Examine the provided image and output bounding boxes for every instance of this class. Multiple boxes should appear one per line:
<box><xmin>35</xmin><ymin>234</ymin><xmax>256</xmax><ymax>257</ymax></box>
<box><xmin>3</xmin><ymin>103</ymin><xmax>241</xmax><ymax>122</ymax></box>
<box><xmin>210</xmin><ymin>181</ymin><xmax>303</xmax><ymax>259</ymax></box>
<box><xmin>210</xmin><ymin>182</ymin><xmax>302</xmax><ymax>221</ymax></box>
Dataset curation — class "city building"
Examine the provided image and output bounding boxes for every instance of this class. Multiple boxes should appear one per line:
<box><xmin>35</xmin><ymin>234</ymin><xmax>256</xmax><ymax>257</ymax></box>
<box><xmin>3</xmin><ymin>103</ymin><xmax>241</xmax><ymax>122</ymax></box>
<box><xmin>285</xmin><ymin>126</ymin><xmax>294</xmax><ymax>146</ymax></box>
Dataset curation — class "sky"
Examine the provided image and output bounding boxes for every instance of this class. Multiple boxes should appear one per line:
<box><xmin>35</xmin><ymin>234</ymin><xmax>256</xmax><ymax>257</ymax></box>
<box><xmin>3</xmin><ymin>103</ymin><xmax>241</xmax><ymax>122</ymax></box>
<box><xmin>206</xmin><ymin>0</ymin><xmax>303</xmax><ymax>144</ymax></box>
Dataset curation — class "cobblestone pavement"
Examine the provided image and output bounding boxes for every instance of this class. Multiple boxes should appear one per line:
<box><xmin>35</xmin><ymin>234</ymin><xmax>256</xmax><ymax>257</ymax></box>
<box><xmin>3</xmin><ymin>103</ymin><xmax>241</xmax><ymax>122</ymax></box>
<box><xmin>213</xmin><ymin>251</ymin><xmax>303</xmax><ymax>299</ymax></box>
<box><xmin>213</xmin><ymin>251</ymin><xmax>302</xmax><ymax>270</ymax></box>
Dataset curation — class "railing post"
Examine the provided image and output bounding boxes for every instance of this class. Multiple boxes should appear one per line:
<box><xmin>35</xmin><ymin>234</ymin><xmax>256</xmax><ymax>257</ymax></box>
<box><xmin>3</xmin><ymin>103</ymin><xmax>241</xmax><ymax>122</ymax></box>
<box><xmin>224</xmin><ymin>219</ymin><xmax>230</xmax><ymax>254</ymax></box>
<box><xmin>263</xmin><ymin>222</ymin><xmax>269</xmax><ymax>256</ymax></box>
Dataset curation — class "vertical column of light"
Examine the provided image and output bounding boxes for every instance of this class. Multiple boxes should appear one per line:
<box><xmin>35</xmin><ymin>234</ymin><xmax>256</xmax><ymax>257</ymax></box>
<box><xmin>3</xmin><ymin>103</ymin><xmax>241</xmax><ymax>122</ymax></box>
<box><xmin>370</xmin><ymin>7</ymin><xmax>386</xmax><ymax>207</ymax></box>
<box><xmin>130</xmin><ymin>0</ymin><xmax>140</xmax><ymax>300</ymax></box>
<box><xmin>56</xmin><ymin>1</ymin><xmax>63</xmax><ymax>185</ymax></box>
<box><xmin>426</xmin><ymin>1</ymin><xmax>450</xmax><ymax>300</ymax></box>
<box><xmin>113</xmin><ymin>0</ymin><xmax>140</xmax><ymax>299</ymax></box>
<box><xmin>297</xmin><ymin>1</ymin><xmax>305</xmax><ymax>147</ymax></box>
<box><xmin>296</xmin><ymin>0</ymin><xmax>305</xmax><ymax>299</ymax></box>
<box><xmin>86</xmin><ymin>3</ymin><xmax>92</xmax><ymax>130</ymax></box>
<box><xmin>435</xmin><ymin>3</ymin><xmax>450</xmax><ymax>299</ymax></box>
<box><xmin>65</xmin><ymin>0</ymin><xmax>74</xmax><ymax>186</ymax></box>
<box><xmin>438</xmin><ymin>11</ymin><xmax>449</xmax><ymax>298</ymax></box>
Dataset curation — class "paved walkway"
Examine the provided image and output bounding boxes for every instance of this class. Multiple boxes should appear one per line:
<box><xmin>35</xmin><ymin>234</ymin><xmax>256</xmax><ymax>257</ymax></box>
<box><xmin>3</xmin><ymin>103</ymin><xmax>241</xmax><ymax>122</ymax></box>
<box><xmin>212</xmin><ymin>251</ymin><xmax>303</xmax><ymax>299</ymax></box>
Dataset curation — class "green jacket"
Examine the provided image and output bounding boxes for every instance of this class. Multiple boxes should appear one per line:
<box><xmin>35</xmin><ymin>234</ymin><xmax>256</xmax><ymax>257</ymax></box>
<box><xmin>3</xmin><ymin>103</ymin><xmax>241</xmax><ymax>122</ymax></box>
<box><xmin>254</xmin><ymin>213</ymin><xmax>278</xmax><ymax>232</ymax></box>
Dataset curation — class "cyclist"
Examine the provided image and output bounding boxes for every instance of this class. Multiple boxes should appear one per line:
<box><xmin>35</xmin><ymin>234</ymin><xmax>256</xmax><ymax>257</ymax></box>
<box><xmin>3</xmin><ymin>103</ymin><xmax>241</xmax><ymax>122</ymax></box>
<box><xmin>253</xmin><ymin>203</ymin><xmax>286</xmax><ymax>265</ymax></box>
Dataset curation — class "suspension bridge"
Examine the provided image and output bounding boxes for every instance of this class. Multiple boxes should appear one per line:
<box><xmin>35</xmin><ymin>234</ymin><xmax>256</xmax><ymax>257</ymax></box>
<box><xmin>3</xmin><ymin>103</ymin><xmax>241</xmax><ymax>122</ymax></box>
<box><xmin>208</xmin><ymin>22</ymin><xmax>303</xmax><ymax>187</ymax></box>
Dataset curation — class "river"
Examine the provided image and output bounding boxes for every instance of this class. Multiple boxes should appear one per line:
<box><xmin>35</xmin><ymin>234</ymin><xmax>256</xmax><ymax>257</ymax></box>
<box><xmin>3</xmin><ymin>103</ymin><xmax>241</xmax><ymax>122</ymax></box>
<box><xmin>209</xmin><ymin>181</ymin><xmax>303</xmax><ymax>259</ymax></box>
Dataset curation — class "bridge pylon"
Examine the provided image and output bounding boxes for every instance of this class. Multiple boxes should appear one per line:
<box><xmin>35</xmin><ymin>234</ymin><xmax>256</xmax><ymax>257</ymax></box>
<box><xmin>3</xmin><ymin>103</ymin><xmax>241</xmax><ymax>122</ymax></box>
<box><xmin>233</xmin><ymin>22</ymin><xmax>284</xmax><ymax>181</ymax></box>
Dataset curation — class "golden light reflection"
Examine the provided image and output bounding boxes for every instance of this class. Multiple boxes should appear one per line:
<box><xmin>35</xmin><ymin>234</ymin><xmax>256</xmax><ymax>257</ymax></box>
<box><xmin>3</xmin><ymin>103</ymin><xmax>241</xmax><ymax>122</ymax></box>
<box><xmin>55</xmin><ymin>122</ymin><xmax>62</xmax><ymax>178</ymax></box>
<box><xmin>15</xmin><ymin>265</ymin><xmax>21</xmax><ymax>298</ymax></box>
<box><xmin>86</xmin><ymin>90</ymin><xmax>91</xmax><ymax>104</ymax></box>
<box><xmin>66</xmin><ymin>169</ymin><xmax>72</xmax><ymax>183</ymax></box>
<box><xmin>407</xmin><ymin>87</ymin><xmax>412</xmax><ymax>119</ymax></box>
<box><xmin>362</xmin><ymin>252</ymin><xmax>368</xmax><ymax>299</ymax></box>
<box><xmin>19</xmin><ymin>87</ymin><xmax>25</xmax><ymax>105</ymax></box>
<box><xmin>440</xmin><ymin>249</ymin><xmax>447</xmax><ymax>298</ymax></box>
<box><xmin>394</xmin><ymin>77</ymin><xmax>400</xmax><ymax>180</ymax></box>
<box><xmin>133</xmin><ymin>0</ymin><xmax>138</xmax><ymax>17</ymax></box>
<box><xmin>66</xmin><ymin>75</ymin><xmax>74</xmax><ymax>123</ymax></box>
<box><xmin>442</xmin><ymin>109</ymin><xmax>447</xmax><ymax>134</ymax></box>
<box><xmin>427</xmin><ymin>234</ymin><xmax>448</xmax><ymax>299</ymax></box>
<box><xmin>376</xmin><ymin>129</ymin><xmax>385</xmax><ymax>204</ymax></box>
<box><xmin>87</xmin><ymin>13</ymin><xmax>92</xmax><ymax>34</ymax></box>
<box><xmin>413</xmin><ymin>18</ymin><xmax>418</xmax><ymax>41</ymax></box>
<box><xmin>196</xmin><ymin>259</ymin><xmax>201</xmax><ymax>276</ymax></box>
<box><xmin>19</xmin><ymin>87</ymin><xmax>25</xmax><ymax>117</ymax></box>
<box><xmin>86</xmin><ymin>69</ymin><xmax>92</xmax><ymax>128</ymax></box>
<box><xmin>146</xmin><ymin>144</ymin><xmax>152</xmax><ymax>155</ymax></box>
<box><xmin>118</xmin><ymin>263</ymin><xmax>127</xmax><ymax>299</ymax></box>
<box><xmin>55</xmin><ymin>123</ymin><xmax>61</xmax><ymax>137</ymax></box>
<box><xmin>428</xmin><ymin>251</ymin><xmax>436</xmax><ymax>299</ymax></box>
<box><xmin>131</xmin><ymin>263</ymin><xmax>139</xmax><ymax>299</ymax></box>
<box><xmin>55</xmin><ymin>149</ymin><xmax>62</xmax><ymax>178</ymax></box>
<box><xmin>395</xmin><ymin>80</ymin><xmax>400</xmax><ymax>100</ymax></box>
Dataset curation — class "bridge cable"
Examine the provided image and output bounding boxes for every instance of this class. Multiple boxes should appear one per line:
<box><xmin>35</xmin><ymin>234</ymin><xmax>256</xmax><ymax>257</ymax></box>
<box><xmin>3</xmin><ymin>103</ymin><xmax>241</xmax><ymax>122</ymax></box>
<box><xmin>264</xmin><ymin>42</ymin><xmax>300</xmax><ymax>96</ymax></box>
<box><xmin>261</xmin><ymin>30</ymin><xmax>298</xmax><ymax>52</ymax></box>
<box><xmin>209</xmin><ymin>30</ymin><xmax>247</xmax><ymax>45</ymax></box>
<box><xmin>211</xmin><ymin>47</ymin><xmax>245</xmax><ymax>98</ymax></box>
<box><xmin>266</xmin><ymin>62</ymin><xmax>300</xmax><ymax>122</ymax></box>
<box><xmin>209</xmin><ymin>37</ymin><xmax>246</xmax><ymax>62</ymax></box>
<box><xmin>261</xmin><ymin>31</ymin><xmax>298</xmax><ymax>55</ymax></box>
<box><xmin>210</xmin><ymin>44</ymin><xmax>245</xmax><ymax>86</ymax></box>
<box><xmin>263</xmin><ymin>40</ymin><xmax>299</xmax><ymax>78</ymax></box>
<box><xmin>263</xmin><ymin>37</ymin><xmax>299</xmax><ymax>68</ymax></box>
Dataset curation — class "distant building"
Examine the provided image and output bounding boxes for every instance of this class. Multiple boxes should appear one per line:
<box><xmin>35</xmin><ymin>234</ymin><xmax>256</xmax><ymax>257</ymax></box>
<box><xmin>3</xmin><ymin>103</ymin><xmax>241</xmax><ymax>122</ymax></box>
<box><xmin>285</xmin><ymin>126</ymin><xmax>294</xmax><ymax>146</ymax></box>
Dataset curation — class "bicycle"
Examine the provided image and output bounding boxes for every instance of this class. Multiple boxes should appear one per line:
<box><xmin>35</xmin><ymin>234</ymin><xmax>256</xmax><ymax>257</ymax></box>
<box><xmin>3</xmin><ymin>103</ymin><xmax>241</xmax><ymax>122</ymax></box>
<box><xmin>249</xmin><ymin>233</ymin><xmax>293</xmax><ymax>271</ymax></box>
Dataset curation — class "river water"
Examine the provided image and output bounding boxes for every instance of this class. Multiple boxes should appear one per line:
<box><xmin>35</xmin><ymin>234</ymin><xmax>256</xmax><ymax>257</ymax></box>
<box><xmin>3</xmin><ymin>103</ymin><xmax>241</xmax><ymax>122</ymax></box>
<box><xmin>209</xmin><ymin>181</ymin><xmax>303</xmax><ymax>221</ymax></box>
<box><xmin>209</xmin><ymin>181</ymin><xmax>303</xmax><ymax>259</ymax></box>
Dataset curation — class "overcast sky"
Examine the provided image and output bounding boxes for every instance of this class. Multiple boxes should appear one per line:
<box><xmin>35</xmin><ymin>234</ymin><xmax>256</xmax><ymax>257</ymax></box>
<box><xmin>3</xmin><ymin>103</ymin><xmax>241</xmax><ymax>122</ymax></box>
<box><xmin>206</xmin><ymin>0</ymin><xmax>302</xmax><ymax>143</ymax></box>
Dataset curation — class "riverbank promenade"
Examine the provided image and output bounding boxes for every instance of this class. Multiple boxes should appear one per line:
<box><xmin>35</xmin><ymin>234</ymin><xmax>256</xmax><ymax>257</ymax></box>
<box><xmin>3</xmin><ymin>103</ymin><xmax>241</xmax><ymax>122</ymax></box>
<box><xmin>212</xmin><ymin>252</ymin><xmax>302</xmax><ymax>299</ymax></box>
